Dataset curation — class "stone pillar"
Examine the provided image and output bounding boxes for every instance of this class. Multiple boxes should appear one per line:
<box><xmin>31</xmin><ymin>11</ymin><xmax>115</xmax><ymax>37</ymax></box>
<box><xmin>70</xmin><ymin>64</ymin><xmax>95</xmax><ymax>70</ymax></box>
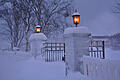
<box><xmin>64</xmin><ymin>26</ymin><xmax>91</xmax><ymax>74</ymax></box>
<box><xmin>29</xmin><ymin>33</ymin><xmax>47</xmax><ymax>59</ymax></box>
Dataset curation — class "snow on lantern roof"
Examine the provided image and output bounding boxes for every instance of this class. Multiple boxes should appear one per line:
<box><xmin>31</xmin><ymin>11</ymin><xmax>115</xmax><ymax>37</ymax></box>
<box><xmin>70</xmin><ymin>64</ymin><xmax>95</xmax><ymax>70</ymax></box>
<box><xmin>29</xmin><ymin>33</ymin><xmax>47</xmax><ymax>41</ymax></box>
<box><xmin>36</xmin><ymin>25</ymin><xmax>41</xmax><ymax>28</ymax></box>
<box><xmin>72</xmin><ymin>12</ymin><xmax>80</xmax><ymax>16</ymax></box>
<box><xmin>64</xmin><ymin>26</ymin><xmax>91</xmax><ymax>35</ymax></box>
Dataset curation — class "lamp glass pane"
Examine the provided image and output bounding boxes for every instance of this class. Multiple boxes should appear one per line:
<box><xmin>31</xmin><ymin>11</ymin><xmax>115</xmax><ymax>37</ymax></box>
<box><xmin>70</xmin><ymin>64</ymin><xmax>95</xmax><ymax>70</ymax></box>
<box><xmin>36</xmin><ymin>27</ymin><xmax>40</xmax><ymax>33</ymax></box>
<box><xmin>73</xmin><ymin>16</ymin><xmax>79</xmax><ymax>24</ymax></box>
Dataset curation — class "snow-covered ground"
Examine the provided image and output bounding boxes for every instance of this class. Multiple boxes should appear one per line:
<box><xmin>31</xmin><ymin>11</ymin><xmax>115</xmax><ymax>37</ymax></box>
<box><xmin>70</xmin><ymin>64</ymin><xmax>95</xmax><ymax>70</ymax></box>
<box><xmin>105</xmin><ymin>48</ymin><xmax>120</xmax><ymax>60</ymax></box>
<box><xmin>0</xmin><ymin>52</ymin><xmax>90</xmax><ymax>80</ymax></box>
<box><xmin>0</xmin><ymin>47</ymin><xmax>119</xmax><ymax>80</ymax></box>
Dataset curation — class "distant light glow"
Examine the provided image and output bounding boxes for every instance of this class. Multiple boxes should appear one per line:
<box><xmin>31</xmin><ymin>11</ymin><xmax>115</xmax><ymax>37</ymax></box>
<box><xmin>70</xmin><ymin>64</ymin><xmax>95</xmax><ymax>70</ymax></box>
<box><xmin>36</xmin><ymin>27</ymin><xmax>41</xmax><ymax>33</ymax></box>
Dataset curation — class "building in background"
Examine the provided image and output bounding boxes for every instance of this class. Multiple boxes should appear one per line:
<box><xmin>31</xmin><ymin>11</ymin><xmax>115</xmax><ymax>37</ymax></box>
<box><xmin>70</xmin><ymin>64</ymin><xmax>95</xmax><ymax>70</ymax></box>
<box><xmin>109</xmin><ymin>33</ymin><xmax>120</xmax><ymax>50</ymax></box>
<box><xmin>92</xmin><ymin>33</ymin><xmax>120</xmax><ymax>50</ymax></box>
<box><xmin>92</xmin><ymin>35</ymin><xmax>110</xmax><ymax>48</ymax></box>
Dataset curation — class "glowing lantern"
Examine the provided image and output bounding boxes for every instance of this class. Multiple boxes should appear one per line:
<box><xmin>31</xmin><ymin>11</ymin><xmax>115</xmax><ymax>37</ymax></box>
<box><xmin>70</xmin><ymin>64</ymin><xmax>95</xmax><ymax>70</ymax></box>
<box><xmin>36</xmin><ymin>25</ymin><xmax>41</xmax><ymax>33</ymax></box>
<box><xmin>72</xmin><ymin>10</ymin><xmax>80</xmax><ymax>27</ymax></box>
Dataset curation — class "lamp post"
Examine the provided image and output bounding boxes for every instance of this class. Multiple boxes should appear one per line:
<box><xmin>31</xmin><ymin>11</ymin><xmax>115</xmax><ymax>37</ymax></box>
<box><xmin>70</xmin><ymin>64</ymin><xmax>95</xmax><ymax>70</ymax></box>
<box><xmin>36</xmin><ymin>25</ymin><xmax>42</xmax><ymax>33</ymax></box>
<box><xmin>72</xmin><ymin>10</ymin><xmax>80</xmax><ymax>27</ymax></box>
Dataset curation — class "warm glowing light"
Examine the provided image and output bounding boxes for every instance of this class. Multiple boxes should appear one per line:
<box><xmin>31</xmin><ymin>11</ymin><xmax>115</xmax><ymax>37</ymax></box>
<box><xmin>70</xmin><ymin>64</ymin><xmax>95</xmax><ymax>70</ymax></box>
<box><xmin>73</xmin><ymin>16</ymin><xmax>80</xmax><ymax>24</ymax></box>
<box><xmin>75</xmin><ymin>18</ymin><xmax>78</xmax><ymax>22</ymax></box>
<box><xmin>72</xmin><ymin>11</ymin><xmax>80</xmax><ymax>27</ymax></box>
<box><xmin>36</xmin><ymin>27</ymin><xmax>41</xmax><ymax>33</ymax></box>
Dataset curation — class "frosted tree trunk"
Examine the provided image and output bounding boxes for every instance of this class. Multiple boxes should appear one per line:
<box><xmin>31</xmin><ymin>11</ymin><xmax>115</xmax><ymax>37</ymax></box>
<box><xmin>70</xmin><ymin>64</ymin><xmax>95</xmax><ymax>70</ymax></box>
<box><xmin>25</xmin><ymin>32</ymin><xmax>29</xmax><ymax>52</ymax></box>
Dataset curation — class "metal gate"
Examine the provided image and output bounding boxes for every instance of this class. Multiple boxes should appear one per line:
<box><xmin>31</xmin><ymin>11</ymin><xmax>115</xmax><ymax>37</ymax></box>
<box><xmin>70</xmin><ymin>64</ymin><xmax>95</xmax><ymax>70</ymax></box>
<box><xmin>42</xmin><ymin>43</ymin><xmax>65</xmax><ymax>62</ymax></box>
<box><xmin>89</xmin><ymin>40</ymin><xmax>105</xmax><ymax>59</ymax></box>
<box><xmin>41</xmin><ymin>40</ymin><xmax>105</xmax><ymax>62</ymax></box>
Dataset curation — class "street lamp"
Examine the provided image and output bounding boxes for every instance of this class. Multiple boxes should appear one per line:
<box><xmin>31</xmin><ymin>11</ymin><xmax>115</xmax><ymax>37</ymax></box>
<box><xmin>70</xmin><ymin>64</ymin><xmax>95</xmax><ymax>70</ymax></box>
<box><xmin>36</xmin><ymin>25</ymin><xmax>42</xmax><ymax>33</ymax></box>
<box><xmin>72</xmin><ymin>10</ymin><xmax>80</xmax><ymax>27</ymax></box>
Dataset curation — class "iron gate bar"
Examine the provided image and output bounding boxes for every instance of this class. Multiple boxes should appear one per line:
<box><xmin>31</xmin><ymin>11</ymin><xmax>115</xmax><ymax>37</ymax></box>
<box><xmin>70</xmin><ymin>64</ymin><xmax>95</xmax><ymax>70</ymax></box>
<box><xmin>42</xmin><ymin>43</ymin><xmax>65</xmax><ymax>62</ymax></box>
<box><xmin>89</xmin><ymin>40</ymin><xmax>105</xmax><ymax>59</ymax></box>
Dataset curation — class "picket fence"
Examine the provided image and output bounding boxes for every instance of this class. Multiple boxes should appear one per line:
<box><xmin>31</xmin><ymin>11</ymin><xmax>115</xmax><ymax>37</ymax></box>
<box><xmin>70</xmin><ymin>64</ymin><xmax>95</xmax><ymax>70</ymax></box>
<box><xmin>83</xmin><ymin>56</ymin><xmax>120</xmax><ymax>80</ymax></box>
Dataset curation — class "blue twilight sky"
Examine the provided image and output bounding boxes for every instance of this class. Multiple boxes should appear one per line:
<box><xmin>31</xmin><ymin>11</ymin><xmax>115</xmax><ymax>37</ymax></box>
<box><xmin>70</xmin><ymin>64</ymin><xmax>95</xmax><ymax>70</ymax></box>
<box><xmin>72</xmin><ymin>0</ymin><xmax>120</xmax><ymax>36</ymax></box>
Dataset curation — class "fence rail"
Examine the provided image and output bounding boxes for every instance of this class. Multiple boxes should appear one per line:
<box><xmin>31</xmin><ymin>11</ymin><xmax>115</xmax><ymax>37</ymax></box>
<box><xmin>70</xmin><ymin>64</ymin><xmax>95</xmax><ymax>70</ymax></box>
<box><xmin>42</xmin><ymin>43</ymin><xmax>65</xmax><ymax>62</ymax></box>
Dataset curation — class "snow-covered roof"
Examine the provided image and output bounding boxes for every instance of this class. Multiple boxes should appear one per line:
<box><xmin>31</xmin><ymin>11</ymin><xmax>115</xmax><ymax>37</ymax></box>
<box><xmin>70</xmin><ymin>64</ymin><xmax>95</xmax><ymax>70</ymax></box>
<box><xmin>64</xmin><ymin>26</ymin><xmax>91</xmax><ymax>34</ymax></box>
<box><xmin>29</xmin><ymin>33</ymin><xmax>47</xmax><ymax>41</ymax></box>
<box><xmin>72</xmin><ymin>12</ymin><xmax>80</xmax><ymax>16</ymax></box>
<box><xmin>36</xmin><ymin>25</ymin><xmax>41</xmax><ymax>28</ymax></box>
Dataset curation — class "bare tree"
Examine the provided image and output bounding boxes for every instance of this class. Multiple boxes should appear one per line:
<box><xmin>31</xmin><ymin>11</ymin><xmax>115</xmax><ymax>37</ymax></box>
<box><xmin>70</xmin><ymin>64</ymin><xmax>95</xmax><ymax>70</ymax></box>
<box><xmin>1</xmin><ymin>1</ymin><xmax>24</xmax><ymax>50</ymax></box>
<box><xmin>113</xmin><ymin>0</ymin><xmax>120</xmax><ymax>13</ymax></box>
<box><xmin>0</xmin><ymin>0</ymin><xmax>73</xmax><ymax>52</ymax></box>
<box><xmin>31</xmin><ymin>0</ymin><xmax>73</xmax><ymax>37</ymax></box>
<box><xmin>0</xmin><ymin>0</ymin><xmax>10</xmax><ymax>6</ymax></box>
<box><xmin>19</xmin><ymin>0</ymin><xmax>73</xmax><ymax>51</ymax></box>
<box><xmin>16</xmin><ymin>0</ymin><xmax>34</xmax><ymax>52</ymax></box>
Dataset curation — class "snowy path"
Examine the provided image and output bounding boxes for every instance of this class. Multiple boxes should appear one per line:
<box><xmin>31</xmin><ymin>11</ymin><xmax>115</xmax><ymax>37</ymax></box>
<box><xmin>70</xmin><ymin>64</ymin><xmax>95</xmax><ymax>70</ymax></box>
<box><xmin>15</xmin><ymin>60</ymin><xmax>66</xmax><ymax>80</ymax></box>
<box><xmin>0</xmin><ymin>55</ymin><xmax>90</xmax><ymax>80</ymax></box>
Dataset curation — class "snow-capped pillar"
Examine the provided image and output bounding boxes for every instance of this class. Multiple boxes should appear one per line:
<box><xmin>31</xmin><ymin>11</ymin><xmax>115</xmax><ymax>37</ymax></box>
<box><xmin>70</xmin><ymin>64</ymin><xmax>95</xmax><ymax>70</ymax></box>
<box><xmin>29</xmin><ymin>33</ymin><xmax>47</xmax><ymax>59</ymax></box>
<box><xmin>64</xmin><ymin>26</ymin><xmax>91</xmax><ymax>74</ymax></box>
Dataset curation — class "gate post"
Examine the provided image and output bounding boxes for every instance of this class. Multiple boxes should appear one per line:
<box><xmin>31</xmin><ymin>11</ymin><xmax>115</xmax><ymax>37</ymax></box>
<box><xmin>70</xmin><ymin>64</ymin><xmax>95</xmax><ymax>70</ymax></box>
<box><xmin>64</xmin><ymin>26</ymin><xmax>91</xmax><ymax>74</ymax></box>
<box><xmin>29</xmin><ymin>33</ymin><xmax>47</xmax><ymax>59</ymax></box>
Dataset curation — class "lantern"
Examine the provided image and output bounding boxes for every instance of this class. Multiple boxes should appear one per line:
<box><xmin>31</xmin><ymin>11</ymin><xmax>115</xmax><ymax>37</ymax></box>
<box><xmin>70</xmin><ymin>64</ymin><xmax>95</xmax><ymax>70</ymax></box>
<box><xmin>72</xmin><ymin>10</ymin><xmax>80</xmax><ymax>27</ymax></box>
<box><xmin>36</xmin><ymin>25</ymin><xmax>42</xmax><ymax>33</ymax></box>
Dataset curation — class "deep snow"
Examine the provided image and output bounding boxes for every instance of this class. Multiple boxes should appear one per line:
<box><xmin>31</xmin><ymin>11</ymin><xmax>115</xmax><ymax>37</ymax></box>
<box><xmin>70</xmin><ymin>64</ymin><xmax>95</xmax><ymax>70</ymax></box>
<box><xmin>105</xmin><ymin>48</ymin><xmax>120</xmax><ymax>60</ymax></box>
<box><xmin>0</xmin><ymin>48</ymin><xmax>119</xmax><ymax>80</ymax></box>
<box><xmin>0</xmin><ymin>53</ymin><xmax>90</xmax><ymax>80</ymax></box>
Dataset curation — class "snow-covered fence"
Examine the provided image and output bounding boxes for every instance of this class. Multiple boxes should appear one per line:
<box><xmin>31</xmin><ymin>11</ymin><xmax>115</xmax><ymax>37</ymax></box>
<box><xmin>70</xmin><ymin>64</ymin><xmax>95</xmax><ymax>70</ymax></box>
<box><xmin>0</xmin><ymin>51</ymin><xmax>32</xmax><ymax>61</ymax></box>
<box><xmin>83</xmin><ymin>56</ymin><xmax>120</xmax><ymax>80</ymax></box>
<box><xmin>0</xmin><ymin>50</ymin><xmax>31</xmax><ymax>56</ymax></box>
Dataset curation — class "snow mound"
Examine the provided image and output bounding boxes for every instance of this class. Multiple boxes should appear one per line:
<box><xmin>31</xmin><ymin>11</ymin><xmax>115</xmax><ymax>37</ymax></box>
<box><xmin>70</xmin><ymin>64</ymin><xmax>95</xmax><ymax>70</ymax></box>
<box><xmin>0</xmin><ymin>54</ymin><xmax>91</xmax><ymax>80</ymax></box>
<box><xmin>64</xmin><ymin>26</ymin><xmax>91</xmax><ymax>34</ymax></box>
<box><xmin>29</xmin><ymin>33</ymin><xmax>47</xmax><ymax>41</ymax></box>
<box><xmin>67</xmin><ymin>72</ymin><xmax>91</xmax><ymax>80</ymax></box>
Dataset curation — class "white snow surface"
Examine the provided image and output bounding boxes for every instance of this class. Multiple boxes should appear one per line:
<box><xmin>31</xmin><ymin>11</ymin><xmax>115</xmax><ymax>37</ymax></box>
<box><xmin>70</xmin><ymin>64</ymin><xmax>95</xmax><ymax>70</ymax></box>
<box><xmin>105</xmin><ymin>48</ymin><xmax>120</xmax><ymax>60</ymax></box>
<box><xmin>64</xmin><ymin>26</ymin><xmax>91</xmax><ymax>34</ymax></box>
<box><xmin>29</xmin><ymin>33</ymin><xmax>47</xmax><ymax>41</ymax></box>
<box><xmin>36</xmin><ymin>25</ymin><xmax>41</xmax><ymax>28</ymax></box>
<box><xmin>0</xmin><ymin>48</ymin><xmax>119</xmax><ymax>80</ymax></box>
<box><xmin>0</xmin><ymin>52</ymin><xmax>90</xmax><ymax>80</ymax></box>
